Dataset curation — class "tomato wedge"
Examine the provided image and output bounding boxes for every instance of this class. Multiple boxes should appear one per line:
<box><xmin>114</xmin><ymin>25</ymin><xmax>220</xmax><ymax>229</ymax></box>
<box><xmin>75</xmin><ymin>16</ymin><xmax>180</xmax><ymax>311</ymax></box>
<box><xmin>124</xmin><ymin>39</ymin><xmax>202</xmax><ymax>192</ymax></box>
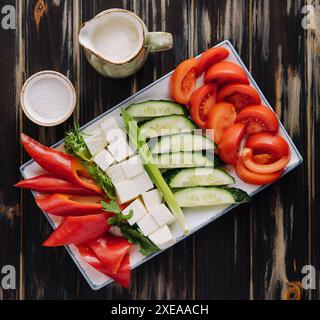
<box><xmin>205</xmin><ymin>61</ymin><xmax>249</xmax><ymax>86</ymax></box>
<box><xmin>216</xmin><ymin>84</ymin><xmax>261</xmax><ymax>111</ymax></box>
<box><xmin>217</xmin><ymin>123</ymin><xmax>246</xmax><ymax>165</ymax></box>
<box><xmin>196</xmin><ymin>47</ymin><xmax>230</xmax><ymax>74</ymax></box>
<box><xmin>242</xmin><ymin>148</ymin><xmax>290</xmax><ymax>174</ymax></box>
<box><xmin>236</xmin><ymin>105</ymin><xmax>279</xmax><ymax>134</ymax></box>
<box><xmin>170</xmin><ymin>58</ymin><xmax>200</xmax><ymax>104</ymax></box>
<box><xmin>189</xmin><ymin>84</ymin><xmax>218</xmax><ymax>128</ymax></box>
<box><xmin>236</xmin><ymin>157</ymin><xmax>283</xmax><ymax>185</ymax></box>
<box><xmin>245</xmin><ymin>132</ymin><xmax>290</xmax><ymax>161</ymax></box>
<box><xmin>206</xmin><ymin>102</ymin><xmax>237</xmax><ymax>143</ymax></box>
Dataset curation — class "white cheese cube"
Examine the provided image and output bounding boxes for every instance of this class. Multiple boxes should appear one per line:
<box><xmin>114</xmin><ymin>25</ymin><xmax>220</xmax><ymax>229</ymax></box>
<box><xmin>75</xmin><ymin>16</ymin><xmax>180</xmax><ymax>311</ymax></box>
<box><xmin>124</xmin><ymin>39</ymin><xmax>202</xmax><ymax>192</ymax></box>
<box><xmin>83</xmin><ymin>128</ymin><xmax>107</xmax><ymax>156</ymax></box>
<box><xmin>93</xmin><ymin>149</ymin><xmax>115</xmax><ymax>171</ymax></box>
<box><xmin>150</xmin><ymin>204</ymin><xmax>176</xmax><ymax>227</ymax></box>
<box><xmin>142</xmin><ymin>189</ymin><xmax>163</xmax><ymax>212</ymax></box>
<box><xmin>123</xmin><ymin>198</ymin><xmax>148</xmax><ymax>225</ymax></box>
<box><xmin>105</xmin><ymin>163</ymin><xmax>125</xmax><ymax>183</ymax></box>
<box><xmin>137</xmin><ymin>214</ymin><xmax>159</xmax><ymax>236</ymax></box>
<box><xmin>132</xmin><ymin>171</ymin><xmax>154</xmax><ymax>194</ymax></box>
<box><xmin>108</xmin><ymin>137</ymin><xmax>136</xmax><ymax>162</ymax></box>
<box><xmin>100</xmin><ymin>117</ymin><xmax>126</xmax><ymax>143</ymax></box>
<box><xmin>148</xmin><ymin>225</ymin><xmax>176</xmax><ymax>250</ymax></box>
<box><xmin>120</xmin><ymin>155</ymin><xmax>144</xmax><ymax>179</ymax></box>
<box><xmin>114</xmin><ymin>180</ymin><xmax>140</xmax><ymax>204</ymax></box>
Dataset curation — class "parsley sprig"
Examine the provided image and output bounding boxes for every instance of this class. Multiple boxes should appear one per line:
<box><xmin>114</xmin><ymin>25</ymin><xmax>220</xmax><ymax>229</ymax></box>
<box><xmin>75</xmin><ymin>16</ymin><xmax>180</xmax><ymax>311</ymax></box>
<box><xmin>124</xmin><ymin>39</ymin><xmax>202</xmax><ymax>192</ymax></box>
<box><xmin>102</xmin><ymin>200</ymin><xmax>159</xmax><ymax>256</ymax></box>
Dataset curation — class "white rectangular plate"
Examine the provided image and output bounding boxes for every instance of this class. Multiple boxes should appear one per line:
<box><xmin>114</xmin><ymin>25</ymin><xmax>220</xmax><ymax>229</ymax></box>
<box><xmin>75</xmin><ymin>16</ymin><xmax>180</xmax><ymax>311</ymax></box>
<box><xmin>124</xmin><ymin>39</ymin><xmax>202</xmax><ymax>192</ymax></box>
<box><xmin>20</xmin><ymin>40</ymin><xmax>303</xmax><ymax>290</ymax></box>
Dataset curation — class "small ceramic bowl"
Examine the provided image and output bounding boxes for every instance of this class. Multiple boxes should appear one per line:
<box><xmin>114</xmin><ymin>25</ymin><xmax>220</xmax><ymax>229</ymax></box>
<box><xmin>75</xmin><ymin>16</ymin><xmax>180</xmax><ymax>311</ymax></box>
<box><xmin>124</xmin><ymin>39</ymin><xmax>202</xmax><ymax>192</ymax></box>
<box><xmin>21</xmin><ymin>71</ymin><xmax>76</xmax><ymax>127</ymax></box>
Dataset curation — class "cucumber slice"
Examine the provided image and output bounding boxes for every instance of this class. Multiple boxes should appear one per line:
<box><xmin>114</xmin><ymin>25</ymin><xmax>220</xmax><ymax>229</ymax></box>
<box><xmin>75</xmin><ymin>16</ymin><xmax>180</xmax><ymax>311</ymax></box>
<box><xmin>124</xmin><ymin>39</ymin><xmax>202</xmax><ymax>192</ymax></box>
<box><xmin>149</xmin><ymin>133</ymin><xmax>215</xmax><ymax>153</ymax></box>
<box><xmin>163</xmin><ymin>168</ymin><xmax>235</xmax><ymax>188</ymax></box>
<box><xmin>153</xmin><ymin>152</ymin><xmax>215</xmax><ymax>169</ymax></box>
<box><xmin>126</xmin><ymin>100</ymin><xmax>186</xmax><ymax>118</ymax></box>
<box><xmin>173</xmin><ymin>187</ymin><xmax>250</xmax><ymax>207</ymax></box>
<box><xmin>139</xmin><ymin>115</ymin><xmax>197</xmax><ymax>138</ymax></box>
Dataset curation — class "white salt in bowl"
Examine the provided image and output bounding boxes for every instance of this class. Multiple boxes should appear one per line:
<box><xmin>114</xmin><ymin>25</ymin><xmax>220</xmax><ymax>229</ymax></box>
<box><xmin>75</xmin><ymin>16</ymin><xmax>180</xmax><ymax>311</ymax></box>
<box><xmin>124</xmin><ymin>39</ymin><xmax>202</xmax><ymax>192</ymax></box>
<box><xmin>21</xmin><ymin>71</ymin><xmax>76</xmax><ymax>127</ymax></box>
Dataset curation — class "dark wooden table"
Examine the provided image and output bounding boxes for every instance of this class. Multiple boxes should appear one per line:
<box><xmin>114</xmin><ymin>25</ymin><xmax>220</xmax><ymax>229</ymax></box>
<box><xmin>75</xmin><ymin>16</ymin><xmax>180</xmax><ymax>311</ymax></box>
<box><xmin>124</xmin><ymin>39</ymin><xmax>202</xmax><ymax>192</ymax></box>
<box><xmin>0</xmin><ymin>0</ymin><xmax>318</xmax><ymax>300</ymax></box>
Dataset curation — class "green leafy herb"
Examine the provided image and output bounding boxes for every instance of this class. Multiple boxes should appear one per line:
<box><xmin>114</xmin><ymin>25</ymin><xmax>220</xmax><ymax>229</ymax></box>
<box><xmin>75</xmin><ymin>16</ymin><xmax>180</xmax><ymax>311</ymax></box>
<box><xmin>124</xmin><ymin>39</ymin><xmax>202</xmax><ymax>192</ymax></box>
<box><xmin>102</xmin><ymin>200</ymin><xmax>159</xmax><ymax>256</ymax></box>
<box><xmin>115</xmin><ymin>223</ymin><xmax>159</xmax><ymax>256</ymax></box>
<box><xmin>64</xmin><ymin>124</ymin><xmax>116</xmax><ymax>199</ymax></box>
<box><xmin>122</xmin><ymin>109</ymin><xmax>189</xmax><ymax>234</ymax></box>
<box><xmin>102</xmin><ymin>200</ymin><xmax>133</xmax><ymax>225</ymax></box>
<box><xmin>65</xmin><ymin>123</ymin><xmax>92</xmax><ymax>162</ymax></box>
<box><xmin>88</xmin><ymin>165</ymin><xmax>116</xmax><ymax>200</ymax></box>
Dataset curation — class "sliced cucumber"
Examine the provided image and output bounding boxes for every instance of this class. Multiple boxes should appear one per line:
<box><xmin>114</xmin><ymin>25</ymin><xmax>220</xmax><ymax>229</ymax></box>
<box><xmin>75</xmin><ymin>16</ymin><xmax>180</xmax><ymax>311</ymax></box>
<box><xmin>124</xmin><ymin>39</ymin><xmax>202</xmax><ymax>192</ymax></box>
<box><xmin>139</xmin><ymin>115</ymin><xmax>197</xmax><ymax>138</ymax></box>
<box><xmin>173</xmin><ymin>187</ymin><xmax>250</xmax><ymax>207</ymax></box>
<box><xmin>153</xmin><ymin>152</ymin><xmax>215</xmax><ymax>169</ymax></box>
<box><xmin>163</xmin><ymin>168</ymin><xmax>235</xmax><ymax>188</ymax></box>
<box><xmin>149</xmin><ymin>133</ymin><xmax>215</xmax><ymax>153</ymax></box>
<box><xmin>126</xmin><ymin>100</ymin><xmax>186</xmax><ymax>118</ymax></box>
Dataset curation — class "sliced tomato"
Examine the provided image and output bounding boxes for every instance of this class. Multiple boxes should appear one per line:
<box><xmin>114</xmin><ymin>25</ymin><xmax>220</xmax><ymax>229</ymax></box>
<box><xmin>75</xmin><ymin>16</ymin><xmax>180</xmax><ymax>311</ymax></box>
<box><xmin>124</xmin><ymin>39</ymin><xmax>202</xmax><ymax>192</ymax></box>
<box><xmin>245</xmin><ymin>132</ymin><xmax>290</xmax><ymax>161</ymax></box>
<box><xmin>170</xmin><ymin>58</ymin><xmax>200</xmax><ymax>104</ymax></box>
<box><xmin>236</xmin><ymin>105</ymin><xmax>279</xmax><ymax>134</ymax></box>
<box><xmin>217</xmin><ymin>123</ymin><xmax>246</xmax><ymax>165</ymax></box>
<box><xmin>216</xmin><ymin>84</ymin><xmax>261</xmax><ymax>111</ymax></box>
<box><xmin>196</xmin><ymin>47</ymin><xmax>230</xmax><ymax>74</ymax></box>
<box><xmin>43</xmin><ymin>212</ymin><xmax>111</xmax><ymax>247</ymax></box>
<box><xmin>236</xmin><ymin>157</ymin><xmax>283</xmax><ymax>185</ymax></box>
<box><xmin>77</xmin><ymin>245</ymin><xmax>131</xmax><ymax>288</ymax></box>
<box><xmin>206</xmin><ymin>102</ymin><xmax>237</xmax><ymax>143</ymax></box>
<box><xmin>242</xmin><ymin>148</ymin><xmax>290</xmax><ymax>174</ymax></box>
<box><xmin>189</xmin><ymin>84</ymin><xmax>217</xmax><ymax>128</ymax></box>
<box><xmin>205</xmin><ymin>61</ymin><xmax>249</xmax><ymax>86</ymax></box>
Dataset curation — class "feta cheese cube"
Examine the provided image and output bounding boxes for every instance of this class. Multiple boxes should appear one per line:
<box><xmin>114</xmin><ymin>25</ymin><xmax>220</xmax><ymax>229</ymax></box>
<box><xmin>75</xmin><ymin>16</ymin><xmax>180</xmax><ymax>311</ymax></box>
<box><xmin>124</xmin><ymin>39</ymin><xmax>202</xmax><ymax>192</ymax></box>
<box><xmin>105</xmin><ymin>163</ymin><xmax>125</xmax><ymax>183</ymax></box>
<box><xmin>150</xmin><ymin>204</ymin><xmax>176</xmax><ymax>227</ymax></box>
<box><xmin>148</xmin><ymin>225</ymin><xmax>176</xmax><ymax>250</ymax></box>
<box><xmin>137</xmin><ymin>214</ymin><xmax>159</xmax><ymax>236</ymax></box>
<box><xmin>100</xmin><ymin>117</ymin><xmax>126</xmax><ymax>143</ymax></box>
<box><xmin>114</xmin><ymin>180</ymin><xmax>139</xmax><ymax>204</ymax></box>
<box><xmin>107</xmin><ymin>137</ymin><xmax>136</xmax><ymax>162</ymax></box>
<box><xmin>132</xmin><ymin>171</ymin><xmax>154</xmax><ymax>194</ymax></box>
<box><xmin>123</xmin><ymin>198</ymin><xmax>148</xmax><ymax>225</ymax></box>
<box><xmin>93</xmin><ymin>149</ymin><xmax>115</xmax><ymax>171</ymax></box>
<box><xmin>83</xmin><ymin>128</ymin><xmax>107</xmax><ymax>156</ymax></box>
<box><xmin>120</xmin><ymin>155</ymin><xmax>144</xmax><ymax>179</ymax></box>
<box><xmin>142</xmin><ymin>189</ymin><xmax>163</xmax><ymax>212</ymax></box>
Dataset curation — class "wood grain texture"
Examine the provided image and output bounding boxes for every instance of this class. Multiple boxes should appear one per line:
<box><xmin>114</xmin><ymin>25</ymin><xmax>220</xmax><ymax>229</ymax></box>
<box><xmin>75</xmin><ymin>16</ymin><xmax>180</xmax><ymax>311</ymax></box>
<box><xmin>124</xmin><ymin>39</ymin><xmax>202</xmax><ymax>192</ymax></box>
<box><xmin>0</xmin><ymin>0</ymin><xmax>21</xmax><ymax>301</ymax></box>
<box><xmin>0</xmin><ymin>0</ymin><xmax>318</xmax><ymax>300</ymax></box>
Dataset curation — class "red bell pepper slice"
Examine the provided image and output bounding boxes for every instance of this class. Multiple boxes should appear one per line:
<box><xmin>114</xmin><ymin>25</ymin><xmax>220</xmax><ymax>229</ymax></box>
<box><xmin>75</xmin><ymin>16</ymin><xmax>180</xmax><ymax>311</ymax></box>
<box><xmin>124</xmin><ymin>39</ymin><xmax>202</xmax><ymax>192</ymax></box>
<box><xmin>77</xmin><ymin>244</ymin><xmax>131</xmax><ymax>288</ymax></box>
<box><xmin>21</xmin><ymin>133</ymin><xmax>103</xmax><ymax>195</ymax></box>
<box><xmin>89</xmin><ymin>234</ymin><xmax>132</xmax><ymax>274</ymax></box>
<box><xmin>15</xmin><ymin>174</ymin><xmax>98</xmax><ymax>196</ymax></box>
<box><xmin>35</xmin><ymin>194</ymin><xmax>104</xmax><ymax>216</ymax></box>
<box><xmin>43</xmin><ymin>212</ymin><xmax>111</xmax><ymax>247</ymax></box>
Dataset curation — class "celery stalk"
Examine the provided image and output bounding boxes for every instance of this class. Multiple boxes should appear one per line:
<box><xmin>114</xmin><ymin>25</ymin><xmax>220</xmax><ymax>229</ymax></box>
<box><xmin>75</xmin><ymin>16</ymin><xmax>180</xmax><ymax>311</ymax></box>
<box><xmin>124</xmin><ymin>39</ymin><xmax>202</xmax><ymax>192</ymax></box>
<box><xmin>122</xmin><ymin>110</ymin><xmax>189</xmax><ymax>234</ymax></box>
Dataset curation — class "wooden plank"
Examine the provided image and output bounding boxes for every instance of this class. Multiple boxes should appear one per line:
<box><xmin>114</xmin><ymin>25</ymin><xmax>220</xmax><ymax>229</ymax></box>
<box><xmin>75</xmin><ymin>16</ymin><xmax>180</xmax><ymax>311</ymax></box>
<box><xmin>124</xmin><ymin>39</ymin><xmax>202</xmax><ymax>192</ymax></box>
<box><xmin>0</xmin><ymin>0</ymin><xmax>21</xmax><ymax>300</ymax></box>
<box><xmin>192</xmin><ymin>0</ymin><xmax>251</xmax><ymax>300</ymax></box>
<box><xmin>249</xmin><ymin>0</ymin><xmax>309</xmax><ymax>299</ymax></box>
<box><xmin>305</xmin><ymin>0</ymin><xmax>320</xmax><ymax>300</ymax></box>
<box><xmin>21</xmin><ymin>0</ymin><xmax>80</xmax><ymax>299</ymax></box>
